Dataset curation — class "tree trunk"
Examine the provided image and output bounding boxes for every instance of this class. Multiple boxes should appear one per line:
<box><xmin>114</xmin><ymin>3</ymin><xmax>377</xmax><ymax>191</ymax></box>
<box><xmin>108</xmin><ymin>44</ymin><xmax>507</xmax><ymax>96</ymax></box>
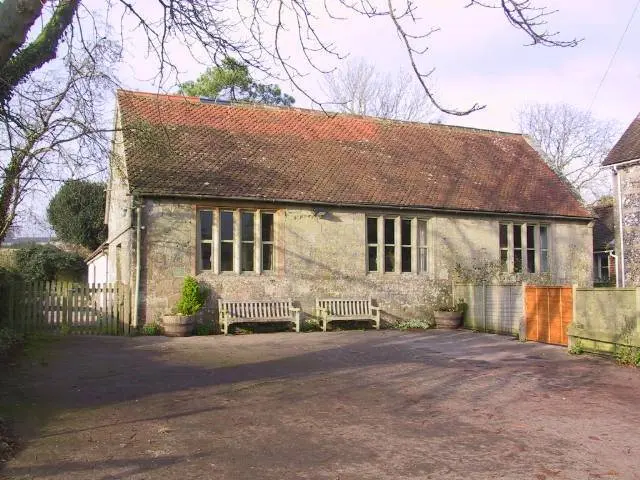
<box><xmin>0</xmin><ymin>0</ymin><xmax>81</xmax><ymax>104</ymax></box>
<box><xmin>0</xmin><ymin>0</ymin><xmax>44</xmax><ymax>69</ymax></box>
<box><xmin>0</xmin><ymin>155</ymin><xmax>21</xmax><ymax>245</ymax></box>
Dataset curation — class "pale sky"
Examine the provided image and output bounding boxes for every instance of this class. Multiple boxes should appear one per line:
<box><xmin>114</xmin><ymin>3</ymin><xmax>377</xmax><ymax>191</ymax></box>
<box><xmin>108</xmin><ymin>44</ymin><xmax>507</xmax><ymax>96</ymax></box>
<box><xmin>15</xmin><ymin>0</ymin><xmax>640</xmax><ymax>236</ymax></box>
<box><xmin>119</xmin><ymin>0</ymin><xmax>640</xmax><ymax>131</ymax></box>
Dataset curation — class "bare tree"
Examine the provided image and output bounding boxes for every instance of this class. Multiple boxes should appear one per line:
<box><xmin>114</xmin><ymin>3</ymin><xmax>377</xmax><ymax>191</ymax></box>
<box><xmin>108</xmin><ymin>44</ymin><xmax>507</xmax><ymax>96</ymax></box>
<box><xmin>0</xmin><ymin>0</ymin><xmax>580</xmax><ymax>244</ymax></box>
<box><xmin>0</xmin><ymin>1</ymin><xmax>579</xmax><ymax>112</ymax></box>
<box><xmin>323</xmin><ymin>59</ymin><xmax>439</xmax><ymax>121</ymax></box>
<box><xmin>0</xmin><ymin>40</ymin><xmax>118</xmax><ymax>243</ymax></box>
<box><xmin>518</xmin><ymin>103</ymin><xmax>618</xmax><ymax>201</ymax></box>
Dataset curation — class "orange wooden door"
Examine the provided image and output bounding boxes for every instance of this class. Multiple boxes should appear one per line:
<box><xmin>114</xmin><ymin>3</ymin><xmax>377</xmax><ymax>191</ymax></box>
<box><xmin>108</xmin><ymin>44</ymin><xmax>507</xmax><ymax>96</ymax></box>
<box><xmin>525</xmin><ymin>286</ymin><xmax>572</xmax><ymax>346</ymax></box>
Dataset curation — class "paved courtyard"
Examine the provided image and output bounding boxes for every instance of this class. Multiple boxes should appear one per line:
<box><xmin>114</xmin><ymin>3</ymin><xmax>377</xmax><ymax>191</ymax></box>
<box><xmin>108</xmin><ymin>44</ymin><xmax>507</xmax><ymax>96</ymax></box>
<box><xmin>1</xmin><ymin>330</ymin><xmax>640</xmax><ymax>479</ymax></box>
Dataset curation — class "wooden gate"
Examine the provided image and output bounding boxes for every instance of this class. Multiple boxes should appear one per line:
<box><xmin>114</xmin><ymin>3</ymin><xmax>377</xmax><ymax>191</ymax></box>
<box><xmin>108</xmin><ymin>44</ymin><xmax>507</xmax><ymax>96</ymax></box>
<box><xmin>0</xmin><ymin>281</ymin><xmax>131</xmax><ymax>335</ymax></box>
<box><xmin>525</xmin><ymin>286</ymin><xmax>572</xmax><ymax>345</ymax></box>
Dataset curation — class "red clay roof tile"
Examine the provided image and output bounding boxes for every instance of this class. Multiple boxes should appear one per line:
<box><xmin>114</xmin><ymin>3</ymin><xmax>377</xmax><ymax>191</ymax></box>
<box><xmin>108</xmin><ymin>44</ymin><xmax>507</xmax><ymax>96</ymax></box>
<box><xmin>116</xmin><ymin>90</ymin><xmax>591</xmax><ymax>218</ymax></box>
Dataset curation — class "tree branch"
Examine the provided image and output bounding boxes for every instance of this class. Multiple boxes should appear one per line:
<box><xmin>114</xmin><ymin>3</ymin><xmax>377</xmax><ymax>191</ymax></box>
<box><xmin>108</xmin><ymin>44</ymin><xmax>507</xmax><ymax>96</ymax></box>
<box><xmin>0</xmin><ymin>0</ymin><xmax>81</xmax><ymax>104</ymax></box>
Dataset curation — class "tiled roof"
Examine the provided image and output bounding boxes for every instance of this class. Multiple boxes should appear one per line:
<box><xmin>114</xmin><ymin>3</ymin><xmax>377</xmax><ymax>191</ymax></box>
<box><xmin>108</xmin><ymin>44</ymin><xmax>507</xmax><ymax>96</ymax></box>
<box><xmin>116</xmin><ymin>90</ymin><xmax>591</xmax><ymax>218</ymax></box>
<box><xmin>603</xmin><ymin>114</ymin><xmax>640</xmax><ymax>166</ymax></box>
<box><xmin>592</xmin><ymin>204</ymin><xmax>615</xmax><ymax>251</ymax></box>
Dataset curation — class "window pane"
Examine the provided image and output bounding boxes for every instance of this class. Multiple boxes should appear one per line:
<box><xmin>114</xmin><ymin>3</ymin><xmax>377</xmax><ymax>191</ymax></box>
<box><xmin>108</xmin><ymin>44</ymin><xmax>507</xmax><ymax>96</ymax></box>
<box><xmin>418</xmin><ymin>220</ymin><xmax>427</xmax><ymax>246</ymax></box>
<box><xmin>367</xmin><ymin>217</ymin><xmax>378</xmax><ymax>244</ymax></box>
<box><xmin>500</xmin><ymin>250</ymin><xmax>508</xmax><ymax>271</ymax></box>
<box><xmin>513</xmin><ymin>224</ymin><xmax>522</xmax><ymax>248</ymax></box>
<box><xmin>261</xmin><ymin>213</ymin><xmax>274</xmax><ymax>242</ymax></box>
<box><xmin>514</xmin><ymin>249</ymin><xmax>522</xmax><ymax>273</ymax></box>
<box><xmin>527</xmin><ymin>250</ymin><xmax>536</xmax><ymax>273</ymax></box>
<box><xmin>419</xmin><ymin>249</ymin><xmax>428</xmax><ymax>272</ymax></box>
<box><xmin>601</xmin><ymin>261</ymin><xmax>609</xmax><ymax>280</ymax></box>
<box><xmin>200</xmin><ymin>211</ymin><xmax>212</xmax><ymax>241</ymax></box>
<box><xmin>221</xmin><ymin>243</ymin><xmax>233</xmax><ymax>271</ymax></box>
<box><xmin>540</xmin><ymin>226</ymin><xmax>548</xmax><ymax>249</ymax></box>
<box><xmin>368</xmin><ymin>246</ymin><xmax>378</xmax><ymax>272</ymax></box>
<box><xmin>262</xmin><ymin>244</ymin><xmax>273</xmax><ymax>271</ymax></box>
<box><xmin>241</xmin><ymin>243</ymin><xmax>254</xmax><ymax>272</ymax></box>
<box><xmin>220</xmin><ymin>211</ymin><xmax>234</xmax><ymax>241</ymax></box>
<box><xmin>201</xmin><ymin>243</ymin><xmax>212</xmax><ymax>270</ymax></box>
<box><xmin>384</xmin><ymin>246</ymin><xmax>395</xmax><ymax>272</ymax></box>
<box><xmin>499</xmin><ymin>224</ymin><xmax>508</xmax><ymax>248</ymax></box>
<box><xmin>527</xmin><ymin>225</ymin><xmax>535</xmax><ymax>247</ymax></box>
<box><xmin>241</xmin><ymin>212</ymin><xmax>254</xmax><ymax>241</ymax></box>
<box><xmin>384</xmin><ymin>218</ymin><xmax>395</xmax><ymax>245</ymax></box>
<box><xmin>401</xmin><ymin>219</ymin><xmax>411</xmax><ymax>245</ymax></box>
<box><xmin>401</xmin><ymin>247</ymin><xmax>411</xmax><ymax>272</ymax></box>
<box><xmin>541</xmin><ymin>251</ymin><xmax>549</xmax><ymax>272</ymax></box>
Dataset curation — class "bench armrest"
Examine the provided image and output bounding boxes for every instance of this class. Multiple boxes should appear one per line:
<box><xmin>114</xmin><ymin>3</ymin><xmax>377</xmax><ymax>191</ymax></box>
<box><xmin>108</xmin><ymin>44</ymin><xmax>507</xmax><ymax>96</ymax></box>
<box><xmin>290</xmin><ymin>307</ymin><xmax>301</xmax><ymax>312</ymax></box>
<box><xmin>371</xmin><ymin>306</ymin><xmax>381</xmax><ymax>312</ymax></box>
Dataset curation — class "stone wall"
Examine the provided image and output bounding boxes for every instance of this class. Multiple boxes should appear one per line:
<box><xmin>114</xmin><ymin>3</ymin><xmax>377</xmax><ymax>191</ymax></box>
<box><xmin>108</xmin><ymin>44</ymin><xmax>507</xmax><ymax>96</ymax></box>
<box><xmin>136</xmin><ymin>198</ymin><xmax>593</xmax><ymax>326</ymax></box>
<box><xmin>614</xmin><ymin>165</ymin><xmax>640</xmax><ymax>286</ymax></box>
<box><xmin>105</xmin><ymin>113</ymin><xmax>135</xmax><ymax>289</ymax></box>
<box><xmin>569</xmin><ymin>287</ymin><xmax>640</xmax><ymax>354</ymax></box>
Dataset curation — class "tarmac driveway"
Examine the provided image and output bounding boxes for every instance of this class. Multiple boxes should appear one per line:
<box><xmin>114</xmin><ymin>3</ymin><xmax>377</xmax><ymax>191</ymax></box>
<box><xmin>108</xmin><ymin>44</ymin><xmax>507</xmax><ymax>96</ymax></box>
<box><xmin>1</xmin><ymin>330</ymin><xmax>640</xmax><ymax>479</ymax></box>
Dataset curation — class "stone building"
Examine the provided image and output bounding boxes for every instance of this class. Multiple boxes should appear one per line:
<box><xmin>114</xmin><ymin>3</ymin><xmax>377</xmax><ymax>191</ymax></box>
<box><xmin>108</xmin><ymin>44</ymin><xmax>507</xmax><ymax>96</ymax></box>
<box><xmin>591</xmin><ymin>202</ymin><xmax>616</xmax><ymax>286</ymax></box>
<box><xmin>603</xmin><ymin>114</ymin><xmax>640</xmax><ymax>287</ymax></box>
<box><xmin>99</xmin><ymin>90</ymin><xmax>593</xmax><ymax>327</ymax></box>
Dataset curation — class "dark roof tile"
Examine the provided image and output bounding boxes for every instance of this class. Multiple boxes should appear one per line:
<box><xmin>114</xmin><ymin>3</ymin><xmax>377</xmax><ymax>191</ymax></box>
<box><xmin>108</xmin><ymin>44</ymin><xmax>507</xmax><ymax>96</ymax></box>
<box><xmin>603</xmin><ymin>114</ymin><xmax>640</xmax><ymax>166</ymax></box>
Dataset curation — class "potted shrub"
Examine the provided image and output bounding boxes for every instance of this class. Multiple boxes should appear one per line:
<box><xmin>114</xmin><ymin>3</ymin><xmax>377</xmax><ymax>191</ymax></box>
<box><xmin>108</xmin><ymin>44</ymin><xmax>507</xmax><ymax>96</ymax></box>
<box><xmin>433</xmin><ymin>294</ymin><xmax>466</xmax><ymax>330</ymax></box>
<box><xmin>162</xmin><ymin>276</ymin><xmax>205</xmax><ymax>337</ymax></box>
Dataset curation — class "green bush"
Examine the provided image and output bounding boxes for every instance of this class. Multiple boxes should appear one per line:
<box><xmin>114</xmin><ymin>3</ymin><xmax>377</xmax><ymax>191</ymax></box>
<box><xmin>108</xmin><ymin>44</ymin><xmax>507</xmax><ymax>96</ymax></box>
<box><xmin>302</xmin><ymin>318</ymin><xmax>321</xmax><ymax>332</ymax></box>
<box><xmin>568</xmin><ymin>339</ymin><xmax>584</xmax><ymax>355</ymax></box>
<box><xmin>175</xmin><ymin>276</ymin><xmax>205</xmax><ymax>315</ymax></box>
<box><xmin>142</xmin><ymin>322</ymin><xmax>163</xmax><ymax>336</ymax></box>
<box><xmin>397</xmin><ymin>318</ymin><xmax>433</xmax><ymax>330</ymax></box>
<box><xmin>614</xmin><ymin>344</ymin><xmax>638</xmax><ymax>366</ymax></box>
<box><xmin>15</xmin><ymin>244</ymin><xmax>85</xmax><ymax>282</ymax></box>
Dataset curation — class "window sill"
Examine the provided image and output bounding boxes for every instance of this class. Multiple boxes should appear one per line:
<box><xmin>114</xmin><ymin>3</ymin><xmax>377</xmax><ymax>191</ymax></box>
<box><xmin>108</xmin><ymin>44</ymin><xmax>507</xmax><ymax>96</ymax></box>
<box><xmin>198</xmin><ymin>270</ymin><xmax>277</xmax><ymax>276</ymax></box>
<box><xmin>366</xmin><ymin>271</ymin><xmax>431</xmax><ymax>277</ymax></box>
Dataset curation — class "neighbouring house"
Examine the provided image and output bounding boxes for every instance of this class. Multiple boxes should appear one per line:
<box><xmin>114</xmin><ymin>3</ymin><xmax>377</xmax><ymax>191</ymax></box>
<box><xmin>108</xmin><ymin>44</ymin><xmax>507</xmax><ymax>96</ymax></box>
<box><xmin>602</xmin><ymin>113</ymin><xmax>640</xmax><ymax>287</ymax></box>
<box><xmin>591</xmin><ymin>202</ymin><xmax>616</xmax><ymax>286</ymax></box>
<box><xmin>86</xmin><ymin>242</ymin><xmax>109</xmax><ymax>285</ymax></box>
<box><xmin>100</xmin><ymin>90</ymin><xmax>593</xmax><ymax>327</ymax></box>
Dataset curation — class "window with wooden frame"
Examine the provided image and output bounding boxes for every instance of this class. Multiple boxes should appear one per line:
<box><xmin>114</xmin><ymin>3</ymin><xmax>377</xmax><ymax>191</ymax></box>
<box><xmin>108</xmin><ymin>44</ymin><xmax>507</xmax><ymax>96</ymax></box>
<box><xmin>367</xmin><ymin>216</ymin><xmax>429</xmax><ymax>274</ymax></box>
<box><xmin>499</xmin><ymin>222</ymin><xmax>550</xmax><ymax>274</ymax></box>
<box><xmin>261</xmin><ymin>212</ymin><xmax>274</xmax><ymax>271</ymax></box>
<box><xmin>401</xmin><ymin>218</ymin><xmax>412</xmax><ymax>273</ymax></box>
<box><xmin>198</xmin><ymin>209</ymin><xmax>276</xmax><ymax>274</ymax></box>
<box><xmin>366</xmin><ymin>217</ymin><xmax>379</xmax><ymax>272</ymax></box>
<box><xmin>417</xmin><ymin>219</ymin><xmax>428</xmax><ymax>273</ymax></box>
<box><xmin>384</xmin><ymin>218</ymin><xmax>396</xmax><ymax>272</ymax></box>
<box><xmin>219</xmin><ymin>210</ymin><xmax>234</xmax><ymax>272</ymax></box>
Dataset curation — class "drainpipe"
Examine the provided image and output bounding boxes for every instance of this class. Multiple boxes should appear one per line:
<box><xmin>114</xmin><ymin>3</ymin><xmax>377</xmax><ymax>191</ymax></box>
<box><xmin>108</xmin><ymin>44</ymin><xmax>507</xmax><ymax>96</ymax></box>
<box><xmin>133</xmin><ymin>202</ymin><xmax>142</xmax><ymax>327</ymax></box>
<box><xmin>614</xmin><ymin>165</ymin><xmax>626</xmax><ymax>287</ymax></box>
<box><xmin>609</xmin><ymin>252</ymin><xmax>619</xmax><ymax>288</ymax></box>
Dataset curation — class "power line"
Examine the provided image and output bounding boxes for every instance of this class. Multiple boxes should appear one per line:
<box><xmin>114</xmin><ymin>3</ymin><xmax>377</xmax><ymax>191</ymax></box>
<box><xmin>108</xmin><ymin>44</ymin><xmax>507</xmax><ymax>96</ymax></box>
<box><xmin>588</xmin><ymin>0</ymin><xmax>640</xmax><ymax>112</ymax></box>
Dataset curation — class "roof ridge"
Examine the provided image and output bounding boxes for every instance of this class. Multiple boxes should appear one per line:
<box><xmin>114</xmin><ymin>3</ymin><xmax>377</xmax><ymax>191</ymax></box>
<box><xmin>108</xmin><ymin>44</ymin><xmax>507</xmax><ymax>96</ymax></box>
<box><xmin>116</xmin><ymin>88</ymin><xmax>523</xmax><ymax>137</ymax></box>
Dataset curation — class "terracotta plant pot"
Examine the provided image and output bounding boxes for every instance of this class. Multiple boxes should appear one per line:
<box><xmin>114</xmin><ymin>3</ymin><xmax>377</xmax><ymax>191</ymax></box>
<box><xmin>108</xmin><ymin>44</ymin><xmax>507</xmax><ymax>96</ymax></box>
<box><xmin>162</xmin><ymin>314</ymin><xmax>195</xmax><ymax>337</ymax></box>
<box><xmin>434</xmin><ymin>311</ymin><xmax>463</xmax><ymax>329</ymax></box>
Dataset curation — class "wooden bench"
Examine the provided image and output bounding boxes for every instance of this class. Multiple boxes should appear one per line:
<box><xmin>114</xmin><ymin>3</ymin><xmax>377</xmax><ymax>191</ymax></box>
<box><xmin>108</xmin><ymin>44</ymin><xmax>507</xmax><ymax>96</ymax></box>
<box><xmin>218</xmin><ymin>299</ymin><xmax>301</xmax><ymax>335</ymax></box>
<box><xmin>315</xmin><ymin>298</ymin><xmax>380</xmax><ymax>332</ymax></box>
